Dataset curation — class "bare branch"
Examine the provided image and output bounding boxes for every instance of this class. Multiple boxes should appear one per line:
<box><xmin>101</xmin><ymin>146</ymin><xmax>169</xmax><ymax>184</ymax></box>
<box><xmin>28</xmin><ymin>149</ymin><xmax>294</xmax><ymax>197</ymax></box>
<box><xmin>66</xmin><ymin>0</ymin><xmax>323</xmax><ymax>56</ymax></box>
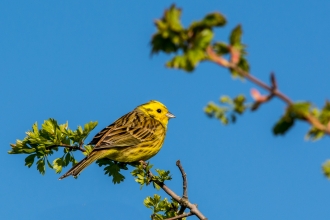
<box><xmin>176</xmin><ymin>160</ymin><xmax>188</xmax><ymax>199</ymax></box>
<box><xmin>176</xmin><ymin>160</ymin><xmax>188</xmax><ymax>218</ymax></box>
<box><xmin>270</xmin><ymin>72</ymin><xmax>277</xmax><ymax>90</ymax></box>
<box><xmin>229</xmin><ymin>63</ymin><xmax>293</xmax><ymax>105</ymax></box>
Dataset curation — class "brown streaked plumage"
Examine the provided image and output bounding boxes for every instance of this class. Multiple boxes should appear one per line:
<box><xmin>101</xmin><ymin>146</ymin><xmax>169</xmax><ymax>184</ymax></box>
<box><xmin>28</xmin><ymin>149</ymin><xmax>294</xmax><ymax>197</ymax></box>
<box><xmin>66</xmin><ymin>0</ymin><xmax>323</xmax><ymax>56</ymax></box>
<box><xmin>59</xmin><ymin>100</ymin><xmax>175</xmax><ymax>180</ymax></box>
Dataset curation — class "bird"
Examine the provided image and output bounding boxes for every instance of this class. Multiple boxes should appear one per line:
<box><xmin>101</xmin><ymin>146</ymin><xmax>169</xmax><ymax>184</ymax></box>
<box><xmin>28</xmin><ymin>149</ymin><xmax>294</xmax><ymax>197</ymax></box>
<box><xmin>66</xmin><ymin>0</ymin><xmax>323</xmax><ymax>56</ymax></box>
<box><xmin>59</xmin><ymin>100</ymin><xmax>175</xmax><ymax>180</ymax></box>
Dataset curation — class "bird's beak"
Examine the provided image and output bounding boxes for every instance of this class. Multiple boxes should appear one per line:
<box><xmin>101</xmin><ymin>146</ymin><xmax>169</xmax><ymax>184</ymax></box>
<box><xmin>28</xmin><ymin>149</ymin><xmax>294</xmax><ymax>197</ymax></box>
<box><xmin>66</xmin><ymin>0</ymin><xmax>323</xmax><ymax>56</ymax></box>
<box><xmin>166</xmin><ymin>112</ymin><xmax>176</xmax><ymax>119</ymax></box>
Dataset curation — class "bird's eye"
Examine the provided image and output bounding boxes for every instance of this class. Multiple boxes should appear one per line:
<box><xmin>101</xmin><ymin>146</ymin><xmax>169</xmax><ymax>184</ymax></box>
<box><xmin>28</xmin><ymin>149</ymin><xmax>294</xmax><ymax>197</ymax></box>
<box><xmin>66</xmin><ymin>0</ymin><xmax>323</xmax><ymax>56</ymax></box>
<box><xmin>157</xmin><ymin>109</ymin><xmax>162</xmax><ymax>113</ymax></box>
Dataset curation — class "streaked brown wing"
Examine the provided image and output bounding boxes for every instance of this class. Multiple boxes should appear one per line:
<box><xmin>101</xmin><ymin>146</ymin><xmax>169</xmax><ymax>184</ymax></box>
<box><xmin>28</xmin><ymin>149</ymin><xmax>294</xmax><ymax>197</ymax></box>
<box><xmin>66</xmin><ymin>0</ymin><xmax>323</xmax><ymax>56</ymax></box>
<box><xmin>89</xmin><ymin>109</ymin><xmax>162</xmax><ymax>150</ymax></box>
<box><xmin>88</xmin><ymin>122</ymin><xmax>115</xmax><ymax>145</ymax></box>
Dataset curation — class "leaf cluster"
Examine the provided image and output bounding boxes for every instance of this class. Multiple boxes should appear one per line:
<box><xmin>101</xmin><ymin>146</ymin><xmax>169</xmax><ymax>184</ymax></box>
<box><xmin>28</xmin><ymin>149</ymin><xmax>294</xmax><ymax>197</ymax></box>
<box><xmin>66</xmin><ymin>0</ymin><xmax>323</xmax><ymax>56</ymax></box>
<box><xmin>144</xmin><ymin>195</ymin><xmax>182</xmax><ymax>220</ymax></box>
<box><xmin>9</xmin><ymin>118</ymin><xmax>97</xmax><ymax>175</ymax></box>
<box><xmin>131</xmin><ymin>162</ymin><xmax>172</xmax><ymax>189</ymax></box>
<box><xmin>273</xmin><ymin>102</ymin><xmax>311</xmax><ymax>135</ymax></box>
<box><xmin>96</xmin><ymin>159</ymin><xmax>128</xmax><ymax>184</ymax></box>
<box><xmin>151</xmin><ymin>4</ymin><xmax>226</xmax><ymax>71</ymax></box>
<box><xmin>204</xmin><ymin>94</ymin><xmax>249</xmax><ymax>124</ymax></box>
<box><xmin>131</xmin><ymin>163</ymin><xmax>179</xmax><ymax>218</ymax></box>
<box><xmin>52</xmin><ymin>151</ymin><xmax>78</xmax><ymax>174</ymax></box>
<box><xmin>151</xmin><ymin>4</ymin><xmax>249</xmax><ymax>78</ymax></box>
<box><xmin>306</xmin><ymin>101</ymin><xmax>330</xmax><ymax>140</ymax></box>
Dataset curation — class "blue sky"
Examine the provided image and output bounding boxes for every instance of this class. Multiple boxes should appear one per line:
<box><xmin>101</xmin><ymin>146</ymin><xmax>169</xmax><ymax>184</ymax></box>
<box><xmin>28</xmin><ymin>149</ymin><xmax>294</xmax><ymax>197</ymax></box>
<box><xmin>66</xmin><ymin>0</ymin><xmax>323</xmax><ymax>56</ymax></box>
<box><xmin>1</xmin><ymin>1</ymin><xmax>330</xmax><ymax>219</ymax></box>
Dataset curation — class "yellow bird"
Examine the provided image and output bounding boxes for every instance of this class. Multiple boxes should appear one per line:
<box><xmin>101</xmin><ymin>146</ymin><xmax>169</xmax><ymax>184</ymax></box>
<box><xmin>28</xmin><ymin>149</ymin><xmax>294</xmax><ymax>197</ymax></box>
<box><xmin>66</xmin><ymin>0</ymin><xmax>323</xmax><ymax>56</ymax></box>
<box><xmin>59</xmin><ymin>100</ymin><xmax>175</xmax><ymax>180</ymax></box>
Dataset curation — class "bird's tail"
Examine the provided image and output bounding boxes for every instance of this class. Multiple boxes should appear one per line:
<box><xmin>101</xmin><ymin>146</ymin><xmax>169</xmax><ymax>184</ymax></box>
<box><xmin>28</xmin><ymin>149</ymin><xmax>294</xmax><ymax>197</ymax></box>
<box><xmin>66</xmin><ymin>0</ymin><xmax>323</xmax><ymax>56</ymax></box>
<box><xmin>59</xmin><ymin>151</ymin><xmax>104</xmax><ymax>180</ymax></box>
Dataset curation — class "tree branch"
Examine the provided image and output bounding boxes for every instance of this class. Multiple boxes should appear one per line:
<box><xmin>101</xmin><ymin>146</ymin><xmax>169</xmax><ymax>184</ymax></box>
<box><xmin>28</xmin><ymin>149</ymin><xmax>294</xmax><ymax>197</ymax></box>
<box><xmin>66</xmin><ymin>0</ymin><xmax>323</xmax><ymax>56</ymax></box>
<box><xmin>176</xmin><ymin>160</ymin><xmax>188</xmax><ymax>218</ymax></box>
<box><xmin>227</xmin><ymin>63</ymin><xmax>293</xmax><ymax>105</ymax></box>
<box><xmin>176</xmin><ymin>160</ymin><xmax>188</xmax><ymax>199</ymax></box>
<box><xmin>165</xmin><ymin>212</ymin><xmax>193</xmax><ymax>220</ymax></box>
<box><xmin>206</xmin><ymin>46</ymin><xmax>330</xmax><ymax>135</ymax></box>
<box><xmin>47</xmin><ymin>144</ymin><xmax>86</xmax><ymax>152</ymax></box>
<box><xmin>141</xmin><ymin>161</ymin><xmax>207</xmax><ymax>220</ymax></box>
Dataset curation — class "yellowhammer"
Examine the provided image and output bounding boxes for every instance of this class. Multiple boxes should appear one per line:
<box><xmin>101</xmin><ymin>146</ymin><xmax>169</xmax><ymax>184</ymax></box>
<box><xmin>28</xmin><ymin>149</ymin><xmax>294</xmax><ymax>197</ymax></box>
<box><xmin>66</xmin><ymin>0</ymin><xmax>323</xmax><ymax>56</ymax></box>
<box><xmin>59</xmin><ymin>100</ymin><xmax>175</xmax><ymax>180</ymax></box>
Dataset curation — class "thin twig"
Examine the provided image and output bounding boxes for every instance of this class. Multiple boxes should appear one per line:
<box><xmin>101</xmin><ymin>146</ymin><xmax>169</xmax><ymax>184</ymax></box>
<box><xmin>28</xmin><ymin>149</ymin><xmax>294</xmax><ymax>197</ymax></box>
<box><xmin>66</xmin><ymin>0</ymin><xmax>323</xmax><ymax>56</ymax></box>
<box><xmin>270</xmin><ymin>72</ymin><xmax>277</xmax><ymax>90</ymax></box>
<box><xmin>165</xmin><ymin>212</ymin><xmax>193</xmax><ymax>220</ymax></box>
<box><xmin>206</xmin><ymin>46</ymin><xmax>330</xmax><ymax>135</ymax></box>
<box><xmin>47</xmin><ymin>144</ymin><xmax>86</xmax><ymax>152</ymax></box>
<box><xmin>140</xmin><ymin>161</ymin><xmax>208</xmax><ymax>220</ymax></box>
<box><xmin>177</xmin><ymin>206</ymin><xmax>187</xmax><ymax>219</ymax></box>
<box><xmin>228</xmin><ymin>63</ymin><xmax>293</xmax><ymax>105</ymax></box>
<box><xmin>176</xmin><ymin>160</ymin><xmax>188</xmax><ymax>199</ymax></box>
<box><xmin>176</xmin><ymin>160</ymin><xmax>188</xmax><ymax>218</ymax></box>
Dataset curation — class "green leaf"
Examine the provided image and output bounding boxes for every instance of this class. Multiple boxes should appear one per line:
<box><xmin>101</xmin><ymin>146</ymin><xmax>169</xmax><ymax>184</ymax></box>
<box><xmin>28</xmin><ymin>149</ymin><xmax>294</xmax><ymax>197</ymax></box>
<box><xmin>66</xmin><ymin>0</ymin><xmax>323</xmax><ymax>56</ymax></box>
<box><xmin>288</xmin><ymin>102</ymin><xmax>311</xmax><ymax>119</ymax></box>
<box><xmin>24</xmin><ymin>154</ymin><xmax>36</xmax><ymax>168</ymax></box>
<box><xmin>41</xmin><ymin>119</ymin><xmax>57</xmax><ymax>136</ymax></box>
<box><xmin>273</xmin><ymin>115</ymin><xmax>295</xmax><ymax>135</ymax></box>
<box><xmin>153</xmin><ymin>213</ymin><xmax>164</xmax><ymax>220</ymax></box>
<box><xmin>319</xmin><ymin>101</ymin><xmax>330</xmax><ymax>123</ymax></box>
<box><xmin>220</xmin><ymin>95</ymin><xmax>232</xmax><ymax>104</ymax></box>
<box><xmin>166</xmin><ymin>55</ymin><xmax>194</xmax><ymax>72</ymax></box>
<box><xmin>131</xmin><ymin>162</ymin><xmax>154</xmax><ymax>188</ymax></box>
<box><xmin>144</xmin><ymin>194</ymin><xmax>161</xmax><ymax>209</ymax></box>
<box><xmin>96</xmin><ymin>159</ymin><xmax>127</xmax><ymax>184</ymax></box>
<box><xmin>193</xmin><ymin>29</ymin><xmax>213</xmax><ymax>49</ymax></box>
<box><xmin>9</xmin><ymin>118</ymin><xmax>99</xmax><ymax>176</ymax></box>
<box><xmin>233</xmin><ymin>94</ymin><xmax>247</xmax><ymax>114</ymax></box>
<box><xmin>64</xmin><ymin>153</ymin><xmax>71</xmax><ymax>166</ymax></box>
<box><xmin>32</xmin><ymin>122</ymin><xmax>39</xmax><ymax>135</ymax></box>
<box><xmin>154</xmin><ymin>169</ymin><xmax>172</xmax><ymax>182</ymax></box>
<box><xmin>70</xmin><ymin>155</ymin><xmax>78</xmax><ymax>166</ymax></box>
<box><xmin>65</xmin><ymin>122</ymin><xmax>98</xmax><ymax>146</ymax></box>
<box><xmin>322</xmin><ymin>160</ymin><xmax>330</xmax><ymax>178</ymax></box>
<box><xmin>151</xmin><ymin>5</ymin><xmax>228</xmax><ymax>75</ymax></box>
<box><xmin>151</xmin><ymin>5</ymin><xmax>186</xmax><ymax>55</ymax></box>
<box><xmin>144</xmin><ymin>194</ymin><xmax>181</xmax><ymax>219</ymax></box>
<box><xmin>213</xmin><ymin>42</ymin><xmax>229</xmax><ymax>55</ymax></box>
<box><xmin>230</xmin><ymin>24</ymin><xmax>242</xmax><ymax>46</ymax></box>
<box><xmin>189</xmin><ymin>12</ymin><xmax>226</xmax><ymax>32</ymax></box>
<box><xmin>205</xmin><ymin>94</ymin><xmax>249</xmax><ymax>124</ymax></box>
<box><xmin>83</xmin><ymin>145</ymin><xmax>94</xmax><ymax>156</ymax></box>
<box><xmin>164</xmin><ymin>4</ymin><xmax>183</xmax><ymax>32</ymax></box>
<box><xmin>204</xmin><ymin>102</ymin><xmax>229</xmax><ymax>124</ymax></box>
<box><xmin>36</xmin><ymin>158</ymin><xmax>46</xmax><ymax>175</ymax></box>
<box><xmin>229</xmin><ymin>56</ymin><xmax>250</xmax><ymax>79</ymax></box>
<box><xmin>151</xmin><ymin>33</ymin><xmax>181</xmax><ymax>54</ymax></box>
<box><xmin>202</xmin><ymin>12</ymin><xmax>226</xmax><ymax>27</ymax></box>
<box><xmin>83</xmin><ymin>121</ymin><xmax>98</xmax><ymax>138</ymax></box>
<box><xmin>153</xmin><ymin>182</ymin><xmax>161</xmax><ymax>190</ymax></box>
<box><xmin>306</xmin><ymin>102</ymin><xmax>330</xmax><ymax>140</ymax></box>
<box><xmin>166</xmin><ymin>48</ymin><xmax>207</xmax><ymax>72</ymax></box>
<box><xmin>237</xmin><ymin>56</ymin><xmax>250</xmax><ymax>72</ymax></box>
<box><xmin>53</xmin><ymin>158</ymin><xmax>63</xmax><ymax>173</ymax></box>
<box><xmin>77</xmin><ymin>126</ymin><xmax>83</xmax><ymax>136</ymax></box>
<box><xmin>306</xmin><ymin>127</ymin><xmax>324</xmax><ymax>141</ymax></box>
<box><xmin>274</xmin><ymin>102</ymin><xmax>311</xmax><ymax>136</ymax></box>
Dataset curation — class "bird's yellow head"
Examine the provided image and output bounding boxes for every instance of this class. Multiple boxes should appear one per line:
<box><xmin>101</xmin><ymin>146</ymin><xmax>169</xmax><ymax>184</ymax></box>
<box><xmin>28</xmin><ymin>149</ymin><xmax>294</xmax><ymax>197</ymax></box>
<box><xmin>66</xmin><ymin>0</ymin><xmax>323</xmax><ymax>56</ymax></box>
<box><xmin>137</xmin><ymin>100</ymin><xmax>175</xmax><ymax>127</ymax></box>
